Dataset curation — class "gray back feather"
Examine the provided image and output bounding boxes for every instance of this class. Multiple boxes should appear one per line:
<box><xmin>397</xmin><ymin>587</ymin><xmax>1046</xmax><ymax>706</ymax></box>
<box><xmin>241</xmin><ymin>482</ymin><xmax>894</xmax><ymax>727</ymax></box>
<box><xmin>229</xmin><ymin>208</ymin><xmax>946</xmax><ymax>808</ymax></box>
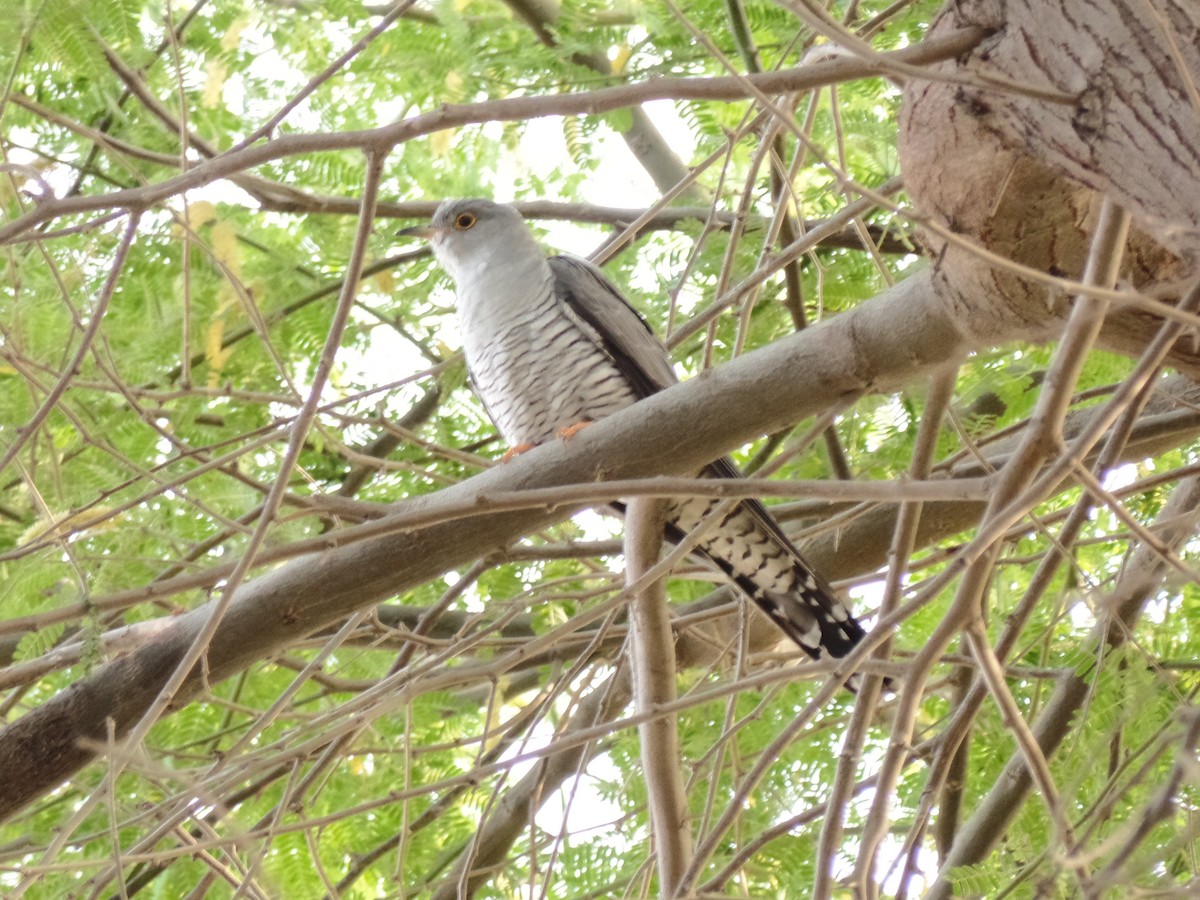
<box><xmin>547</xmin><ymin>255</ymin><xmax>677</xmax><ymax>398</ymax></box>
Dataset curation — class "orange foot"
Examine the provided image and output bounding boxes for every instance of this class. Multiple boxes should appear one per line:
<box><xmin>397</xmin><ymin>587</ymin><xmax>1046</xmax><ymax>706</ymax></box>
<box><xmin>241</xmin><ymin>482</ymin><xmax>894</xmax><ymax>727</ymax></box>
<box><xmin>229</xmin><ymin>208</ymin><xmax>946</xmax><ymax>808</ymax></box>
<box><xmin>556</xmin><ymin>419</ymin><xmax>593</xmax><ymax>441</ymax></box>
<box><xmin>500</xmin><ymin>442</ymin><xmax>538</xmax><ymax>462</ymax></box>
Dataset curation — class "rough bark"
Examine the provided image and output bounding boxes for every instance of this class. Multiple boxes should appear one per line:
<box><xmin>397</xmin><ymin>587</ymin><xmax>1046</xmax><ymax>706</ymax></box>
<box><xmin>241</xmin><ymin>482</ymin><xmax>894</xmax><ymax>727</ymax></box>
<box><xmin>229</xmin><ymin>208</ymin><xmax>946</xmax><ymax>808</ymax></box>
<box><xmin>900</xmin><ymin>0</ymin><xmax>1199</xmax><ymax>360</ymax></box>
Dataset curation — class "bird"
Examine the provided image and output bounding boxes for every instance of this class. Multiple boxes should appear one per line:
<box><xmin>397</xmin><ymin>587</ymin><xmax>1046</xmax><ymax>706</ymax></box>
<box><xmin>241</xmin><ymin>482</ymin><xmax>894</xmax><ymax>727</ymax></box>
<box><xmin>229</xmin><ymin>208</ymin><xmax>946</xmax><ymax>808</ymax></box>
<box><xmin>398</xmin><ymin>198</ymin><xmax>868</xmax><ymax>666</ymax></box>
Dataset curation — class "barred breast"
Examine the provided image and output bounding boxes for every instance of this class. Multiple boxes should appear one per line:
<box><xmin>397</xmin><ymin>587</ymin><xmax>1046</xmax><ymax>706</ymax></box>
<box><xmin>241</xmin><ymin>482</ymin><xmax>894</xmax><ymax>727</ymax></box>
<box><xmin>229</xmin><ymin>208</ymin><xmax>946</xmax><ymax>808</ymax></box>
<box><xmin>466</xmin><ymin>296</ymin><xmax>641</xmax><ymax>447</ymax></box>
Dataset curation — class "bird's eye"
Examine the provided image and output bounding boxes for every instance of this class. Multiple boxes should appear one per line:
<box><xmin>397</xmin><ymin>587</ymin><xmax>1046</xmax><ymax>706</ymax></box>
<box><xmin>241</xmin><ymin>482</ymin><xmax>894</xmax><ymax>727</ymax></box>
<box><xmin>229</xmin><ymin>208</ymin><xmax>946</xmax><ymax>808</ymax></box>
<box><xmin>453</xmin><ymin>212</ymin><xmax>477</xmax><ymax>230</ymax></box>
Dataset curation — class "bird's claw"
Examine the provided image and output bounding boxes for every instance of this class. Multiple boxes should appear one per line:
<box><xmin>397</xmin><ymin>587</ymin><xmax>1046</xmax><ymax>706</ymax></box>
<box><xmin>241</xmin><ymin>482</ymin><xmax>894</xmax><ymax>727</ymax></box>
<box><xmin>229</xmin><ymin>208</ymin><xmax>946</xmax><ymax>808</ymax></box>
<box><xmin>500</xmin><ymin>442</ymin><xmax>537</xmax><ymax>462</ymax></box>
<box><xmin>556</xmin><ymin>420</ymin><xmax>593</xmax><ymax>441</ymax></box>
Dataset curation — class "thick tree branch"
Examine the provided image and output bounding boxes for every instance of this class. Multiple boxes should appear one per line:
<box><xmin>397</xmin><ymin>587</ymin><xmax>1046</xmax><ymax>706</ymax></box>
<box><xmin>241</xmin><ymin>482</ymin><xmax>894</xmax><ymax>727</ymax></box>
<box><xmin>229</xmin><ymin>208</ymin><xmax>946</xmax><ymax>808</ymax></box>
<box><xmin>0</xmin><ymin>271</ymin><xmax>963</xmax><ymax>822</ymax></box>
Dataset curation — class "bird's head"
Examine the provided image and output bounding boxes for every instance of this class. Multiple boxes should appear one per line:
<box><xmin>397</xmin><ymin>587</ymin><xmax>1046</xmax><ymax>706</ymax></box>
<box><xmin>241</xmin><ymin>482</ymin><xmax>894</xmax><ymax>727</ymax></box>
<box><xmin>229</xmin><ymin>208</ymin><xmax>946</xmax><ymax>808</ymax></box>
<box><xmin>397</xmin><ymin>199</ymin><xmax>536</xmax><ymax>284</ymax></box>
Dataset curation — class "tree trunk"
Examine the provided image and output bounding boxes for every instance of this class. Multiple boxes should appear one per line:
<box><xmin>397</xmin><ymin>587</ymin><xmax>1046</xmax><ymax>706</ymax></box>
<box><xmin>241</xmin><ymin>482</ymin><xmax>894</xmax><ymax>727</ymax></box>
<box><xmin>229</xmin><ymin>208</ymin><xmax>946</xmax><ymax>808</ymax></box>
<box><xmin>900</xmin><ymin>0</ymin><xmax>1199</xmax><ymax>364</ymax></box>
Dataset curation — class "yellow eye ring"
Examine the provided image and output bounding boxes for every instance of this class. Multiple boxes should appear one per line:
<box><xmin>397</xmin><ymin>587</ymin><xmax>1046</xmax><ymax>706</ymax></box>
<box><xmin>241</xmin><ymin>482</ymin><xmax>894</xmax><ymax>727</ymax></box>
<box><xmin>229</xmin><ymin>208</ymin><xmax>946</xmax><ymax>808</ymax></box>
<box><xmin>453</xmin><ymin>212</ymin><xmax>477</xmax><ymax>230</ymax></box>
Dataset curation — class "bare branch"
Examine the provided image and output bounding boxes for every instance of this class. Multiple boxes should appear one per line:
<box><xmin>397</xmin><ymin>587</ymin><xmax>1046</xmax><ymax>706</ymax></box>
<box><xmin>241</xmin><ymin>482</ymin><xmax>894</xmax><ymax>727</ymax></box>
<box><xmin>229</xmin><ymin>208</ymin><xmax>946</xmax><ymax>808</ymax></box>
<box><xmin>0</xmin><ymin>28</ymin><xmax>986</xmax><ymax>244</ymax></box>
<box><xmin>626</xmin><ymin>497</ymin><xmax>693</xmax><ymax>896</ymax></box>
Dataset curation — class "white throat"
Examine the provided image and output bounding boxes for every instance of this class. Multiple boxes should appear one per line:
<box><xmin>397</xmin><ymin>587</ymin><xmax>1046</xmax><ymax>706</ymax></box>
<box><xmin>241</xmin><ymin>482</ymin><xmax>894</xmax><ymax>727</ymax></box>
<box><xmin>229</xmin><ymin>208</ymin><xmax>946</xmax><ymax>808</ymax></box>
<box><xmin>445</xmin><ymin>238</ymin><xmax>555</xmax><ymax>357</ymax></box>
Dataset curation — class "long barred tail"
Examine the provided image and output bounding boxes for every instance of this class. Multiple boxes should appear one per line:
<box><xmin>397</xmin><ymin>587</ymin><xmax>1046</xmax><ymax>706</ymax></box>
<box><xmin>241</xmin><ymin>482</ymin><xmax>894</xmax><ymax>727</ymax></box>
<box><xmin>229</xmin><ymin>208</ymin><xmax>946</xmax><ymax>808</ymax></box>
<box><xmin>665</xmin><ymin>460</ymin><xmax>867</xmax><ymax>661</ymax></box>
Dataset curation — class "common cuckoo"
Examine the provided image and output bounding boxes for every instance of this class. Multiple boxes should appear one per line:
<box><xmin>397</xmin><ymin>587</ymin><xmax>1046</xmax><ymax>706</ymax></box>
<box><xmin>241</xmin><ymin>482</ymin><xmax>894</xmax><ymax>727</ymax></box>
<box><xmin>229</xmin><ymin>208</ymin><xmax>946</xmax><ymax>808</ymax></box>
<box><xmin>399</xmin><ymin>199</ymin><xmax>867</xmax><ymax>663</ymax></box>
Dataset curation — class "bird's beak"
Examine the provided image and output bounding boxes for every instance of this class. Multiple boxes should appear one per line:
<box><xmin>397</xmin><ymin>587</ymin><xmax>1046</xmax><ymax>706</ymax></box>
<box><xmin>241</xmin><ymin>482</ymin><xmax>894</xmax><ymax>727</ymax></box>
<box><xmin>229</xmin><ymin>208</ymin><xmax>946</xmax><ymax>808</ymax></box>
<box><xmin>396</xmin><ymin>223</ymin><xmax>437</xmax><ymax>239</ymax></box>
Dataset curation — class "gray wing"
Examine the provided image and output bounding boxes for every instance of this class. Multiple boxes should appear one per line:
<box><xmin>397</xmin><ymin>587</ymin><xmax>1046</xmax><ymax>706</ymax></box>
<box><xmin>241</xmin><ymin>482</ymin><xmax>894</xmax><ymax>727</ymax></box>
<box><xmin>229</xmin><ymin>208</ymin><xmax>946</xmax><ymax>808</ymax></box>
<box><xmin>548</xmin><ymin>255</ymin><xmax>677</xmax><ymax>398</ymax></box>
<box><xmin>550</xmin><ymin>258</ymin><xmax>866</xmax><ymax>664</ymax></box>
